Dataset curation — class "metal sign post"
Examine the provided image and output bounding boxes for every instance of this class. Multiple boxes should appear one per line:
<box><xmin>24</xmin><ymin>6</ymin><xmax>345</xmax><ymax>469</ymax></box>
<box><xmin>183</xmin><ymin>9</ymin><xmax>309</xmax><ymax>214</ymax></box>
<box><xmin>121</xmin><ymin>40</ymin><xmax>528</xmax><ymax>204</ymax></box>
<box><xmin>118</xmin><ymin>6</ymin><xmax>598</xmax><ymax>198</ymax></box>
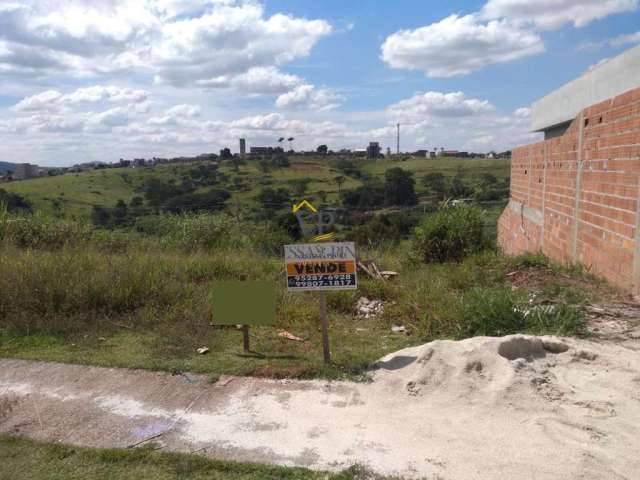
<box><xmin>319</xmin><ymin>292</ymin><xmax>330</xmax><ymax>363</ymax></box>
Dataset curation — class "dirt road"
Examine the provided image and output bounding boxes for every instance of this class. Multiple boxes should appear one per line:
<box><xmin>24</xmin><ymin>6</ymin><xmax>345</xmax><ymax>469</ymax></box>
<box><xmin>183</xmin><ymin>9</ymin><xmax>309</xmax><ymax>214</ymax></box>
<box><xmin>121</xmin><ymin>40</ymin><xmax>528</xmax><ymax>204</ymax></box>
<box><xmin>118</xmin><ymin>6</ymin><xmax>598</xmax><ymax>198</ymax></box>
<box><xmin>1</xmin><ymin>332</ymin><xmax>639</xmax><ymax>479</ymax></box>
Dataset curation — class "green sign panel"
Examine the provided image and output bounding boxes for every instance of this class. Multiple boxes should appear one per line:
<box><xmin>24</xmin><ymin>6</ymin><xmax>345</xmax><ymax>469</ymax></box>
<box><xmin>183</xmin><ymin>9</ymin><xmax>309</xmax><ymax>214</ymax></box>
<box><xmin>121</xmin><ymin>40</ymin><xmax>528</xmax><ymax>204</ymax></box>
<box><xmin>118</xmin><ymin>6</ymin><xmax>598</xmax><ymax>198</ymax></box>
<box><xmin>212</xmin><ymin>281</ymin><xmax>276</xmax><ymax>326</ymax></box>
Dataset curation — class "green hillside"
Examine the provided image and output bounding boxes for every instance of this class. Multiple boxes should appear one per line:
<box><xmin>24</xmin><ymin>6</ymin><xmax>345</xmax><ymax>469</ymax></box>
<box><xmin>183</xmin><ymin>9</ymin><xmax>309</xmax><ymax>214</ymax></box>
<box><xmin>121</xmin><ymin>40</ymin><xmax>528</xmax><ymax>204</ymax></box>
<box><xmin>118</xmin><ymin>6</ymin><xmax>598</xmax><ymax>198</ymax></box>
<box><xmin>2</xmin><ymin>156</ymin><xmax>510</xmax><ymax>218</ymax></box>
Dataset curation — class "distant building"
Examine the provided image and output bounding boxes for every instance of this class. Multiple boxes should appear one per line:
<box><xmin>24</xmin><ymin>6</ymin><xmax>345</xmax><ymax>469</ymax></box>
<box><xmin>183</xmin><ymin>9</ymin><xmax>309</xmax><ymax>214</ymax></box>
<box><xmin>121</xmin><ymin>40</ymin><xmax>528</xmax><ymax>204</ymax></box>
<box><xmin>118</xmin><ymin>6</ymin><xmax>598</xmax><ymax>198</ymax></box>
<box><xmin>239</xmin><ymin>138</ymin><xmax>246</xmax><ymax>158</ymax></box>
<box><xmin>439</xmin><ymin>150</ymin><xmax>459</xmax><ymax>157</ymax></box>
<box><xmin>249</xmin><ymin>146</ymin><xmax>284</xmax><ymax>155</ymax></box>
<box><xmin>13</xmin><ymin>163</ymin><xmax>40</xmax><ymax>179</ymax></box>
<box><xmin>353</xmin><ymin>149</ymin><xmax>367</xmax><ymax>157</ymax></box>
<box><xmin>413</xmin><ymin>150</ymin><xmax>429</xmax><ymax>157</ymax></box>
<box><xmin>367</xmin><ymin>142</ymin><xmax>381</xmax><ymax>159</ymax></box>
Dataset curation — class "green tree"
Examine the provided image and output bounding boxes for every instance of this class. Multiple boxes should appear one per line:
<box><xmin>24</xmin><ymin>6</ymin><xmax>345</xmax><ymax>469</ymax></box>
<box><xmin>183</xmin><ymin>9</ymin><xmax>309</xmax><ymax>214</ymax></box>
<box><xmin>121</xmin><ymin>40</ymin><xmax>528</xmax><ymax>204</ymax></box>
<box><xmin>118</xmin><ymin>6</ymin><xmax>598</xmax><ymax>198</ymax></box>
<box><xmin>290</xmin><ymin>179</ymin><xmax>310</xmax><ymax>199</ymax></box>
<box><xmin>0</xmin><ymin>189</ymin><xmax>31</xmax><ymax>213</ymax></box>
<box><xmin>422</xmin><ymin>172</ymin><xmax>447</xmax><ymax>200</ymax></box>
<box><xmin>256</xmin><ymin>188</ymin><xmax>291</xmax><ymax>213</ymax></box>
<box><xmin>384</xmin><ymin>168</ymin><xmax>417</xmax><ymax>206</ymax></box>
<box><xmin>112</xmin><ymin>199</ymin><xmax>129</xmax><ymax>227</ymax></box>
<box><xmin>341</xmin><ymin>182</ymin><xmax>385</xmax><ymax>211</ymax></box>
<box><xmin>91</xmin><ymin>205</ymin><xmax>111</xmax><ymax>228</ymax></box>
<box><xmin>449</xmin><ymin>173</ymin><xmax>473</xmax><ymax>199</ymax></box>
<box><xmin>258</xmin><ymin>159</ymin><xmax>270</xmax><ymax>174</ymax></box>
<box><xmin>272</xmin><ymin>154</ymin><xmax>290</xmax><ymax>168</ymax></box>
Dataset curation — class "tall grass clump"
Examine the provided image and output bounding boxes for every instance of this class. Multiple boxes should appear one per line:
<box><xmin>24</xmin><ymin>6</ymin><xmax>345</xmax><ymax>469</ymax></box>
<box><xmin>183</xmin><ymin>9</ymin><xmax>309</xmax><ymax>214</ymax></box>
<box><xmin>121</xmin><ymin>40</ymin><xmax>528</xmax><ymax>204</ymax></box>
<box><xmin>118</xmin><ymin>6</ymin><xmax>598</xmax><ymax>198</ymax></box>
<box><xmin>2</xmin><ymin>211</ymin><xmax>91</xmax><ymax>249</ymax></box>
<box><xmin>454</xmin><ymin>286</ymin><xmax>585</xmax><ymax>339</ymax></box>
<box><xmin>0</xmin><ymin>203</ymin><xmax>8</xmax><ymax>242</ymax></box>
<box><xmin>410</xmin><ymin>203</ymin><xmax>486</xmax><ymax>264</ymax></box>
<box><xmin>135</xmin><ymin>213</ymin><xmax>236</xmax><ymax>250</ymax></box>
<box><xmin>135</xmin><ymin>213</ymin><xmax>290</xmax><ymax>254</ymax></box>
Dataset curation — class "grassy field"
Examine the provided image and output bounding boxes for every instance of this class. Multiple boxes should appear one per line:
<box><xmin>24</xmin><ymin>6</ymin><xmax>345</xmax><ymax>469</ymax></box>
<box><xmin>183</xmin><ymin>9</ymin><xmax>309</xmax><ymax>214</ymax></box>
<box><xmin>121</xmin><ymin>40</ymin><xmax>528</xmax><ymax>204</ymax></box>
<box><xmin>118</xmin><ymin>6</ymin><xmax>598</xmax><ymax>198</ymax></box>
<box><xmin>0</xmin><ymin>156</ymin><xmax>620</xmax><ymax>480</ymax></box>
<box><xmin>0</xmin><ymin>435</ymin><xmax>397</xmax><ymax>480</ymax></box>
<box><xmin>1</xmin><ymin>156</ymin><xmax>510</xmax><ymax>218</ymax></box>
<box><xmin>362</xmin><ymin>156</ymin><xmax>510</xmax><ymax>183</ymax></box>
<box><xmin>0</xmin><ymin>209</ymin><xmax>616</xmax><ymax>381</ymax></box>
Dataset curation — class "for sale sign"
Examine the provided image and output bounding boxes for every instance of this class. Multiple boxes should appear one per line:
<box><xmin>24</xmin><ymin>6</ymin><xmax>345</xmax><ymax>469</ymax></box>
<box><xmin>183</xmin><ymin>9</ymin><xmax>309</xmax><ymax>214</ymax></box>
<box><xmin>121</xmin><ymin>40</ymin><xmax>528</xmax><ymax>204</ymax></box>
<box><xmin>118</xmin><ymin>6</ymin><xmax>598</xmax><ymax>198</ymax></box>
<box><xmin>284</xmin><ymin>242</ymin><xmax>357</xmax><ymax>291</ymax></box>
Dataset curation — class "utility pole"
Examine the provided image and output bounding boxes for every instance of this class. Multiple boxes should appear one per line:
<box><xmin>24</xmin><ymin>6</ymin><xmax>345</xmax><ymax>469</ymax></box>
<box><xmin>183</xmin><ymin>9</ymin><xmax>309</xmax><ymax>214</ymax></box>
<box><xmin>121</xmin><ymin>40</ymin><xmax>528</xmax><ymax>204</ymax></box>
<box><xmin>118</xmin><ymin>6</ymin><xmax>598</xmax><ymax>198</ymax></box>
<box><xmin>396</xmin><ymin>123</ymin><xmax>400</xmax><ymax>155</ymax></box>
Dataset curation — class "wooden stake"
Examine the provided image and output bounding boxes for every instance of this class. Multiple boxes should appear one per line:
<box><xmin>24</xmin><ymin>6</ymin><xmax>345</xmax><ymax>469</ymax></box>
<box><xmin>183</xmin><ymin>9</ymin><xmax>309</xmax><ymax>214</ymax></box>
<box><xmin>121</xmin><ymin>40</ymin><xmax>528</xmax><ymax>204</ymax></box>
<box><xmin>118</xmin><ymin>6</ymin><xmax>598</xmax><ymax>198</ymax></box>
<box><xmin>242</xmin><ymin>325</ymin><xmax>250</xmax><ymax>353</ymax></box>
<box><xmin>319</xmin><ymin>292</ymin><xmax>330</xmax><ymax>364</ymax></box>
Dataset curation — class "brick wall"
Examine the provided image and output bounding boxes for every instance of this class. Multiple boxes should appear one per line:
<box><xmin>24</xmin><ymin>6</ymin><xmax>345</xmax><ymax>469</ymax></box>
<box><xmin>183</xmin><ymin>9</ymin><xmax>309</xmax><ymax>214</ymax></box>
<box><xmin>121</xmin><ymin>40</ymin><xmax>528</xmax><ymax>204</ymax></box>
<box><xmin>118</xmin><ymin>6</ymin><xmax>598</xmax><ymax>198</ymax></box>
<box><xmin>498</xmin><ymin>87</ymin><xmax>640</xmax><ymax>293</ymax></box>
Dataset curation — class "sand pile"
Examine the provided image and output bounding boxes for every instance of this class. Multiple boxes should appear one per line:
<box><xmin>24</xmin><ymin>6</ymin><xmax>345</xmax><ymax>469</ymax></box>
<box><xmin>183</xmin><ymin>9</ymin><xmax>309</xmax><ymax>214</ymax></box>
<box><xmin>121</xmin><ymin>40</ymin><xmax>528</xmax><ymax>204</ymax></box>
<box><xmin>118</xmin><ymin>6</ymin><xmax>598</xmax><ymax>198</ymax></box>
<box><xmin>1</xmin><ymin>332</ymin><xmax>639</xmax><ymax>479</ymax></box>
<box><xmin>374</xmin><ymin>333</ymin><xmax>638</xmax><ymax>409</ymax></box>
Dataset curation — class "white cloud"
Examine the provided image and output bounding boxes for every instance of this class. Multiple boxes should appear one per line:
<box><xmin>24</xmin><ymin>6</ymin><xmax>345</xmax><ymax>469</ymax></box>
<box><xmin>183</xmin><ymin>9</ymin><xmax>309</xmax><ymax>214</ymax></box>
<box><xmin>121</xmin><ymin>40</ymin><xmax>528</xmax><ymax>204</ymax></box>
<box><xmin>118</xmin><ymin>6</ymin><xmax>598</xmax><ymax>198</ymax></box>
<box><xmin>197</xmin><ymin>66</ymin><xmax>303</xmax><ymax>94</ymax></box>
<box><xmin>481</xmin><ymin>0</ymin><xmax>639</xmax><ymax>30</ymax></box>
<box><xmin>610</xmin><ymin>31</ymin><xmax>640</xmax><ymax>47</ymax></box>
<box><xmin>166</xmin><ymin>104</ymin><xmax>201</xmax><ymax>117</ymax></box>
<box><xmin>11</xmin><ymin>90</ymin><xmax>64</xmax><ymax>112</ymax></box>
<box><xmin>0</xmin><ymin>1</ymin><xmax>331</xmax><ymax>86</ymax></box>
<box><xmin>578</xmin><ymin>30</ymin><xmax>640</xmax><ymax>51</ymax></box>
<box><xmin>12</xmin><ymin>86</ymin><xmax>150</xmax><ymax>112</ymax></box>
<box><xmin>151</xmin><ymin>2</ymin><xmax>331</xmax><ymax>87</ymax></box>
<box><xmin>63</xmin><ymin>86</ymin><xmax>149</xmax><ymax>104</ymax></box>
<box><xmin>513</xmin><ymin>107</ymin><xmax>531</xmax><ymax>118</ymax></box>
<box><xmin>147</xmin><ymin>103</ymin><xmax>202</xmax><ymax>125</ymax></box>
<box><xmin>387</xmin><ymin>91</ymin><xmax>495</xmax><ymax>122</ymax></box>
<box><xmin>381</xmin><ymin>14</ymin><xmax>544</xmax><ymax>77</ymax></box>
<box><xmin>276</xmin><ymin>84</ymin><xmax>343</xmax><ymax>111</ymax></box>
<box><xmin>87</xmin><ymin>107</ymin><xmax>132</xmax><ymax>129</ymax></box>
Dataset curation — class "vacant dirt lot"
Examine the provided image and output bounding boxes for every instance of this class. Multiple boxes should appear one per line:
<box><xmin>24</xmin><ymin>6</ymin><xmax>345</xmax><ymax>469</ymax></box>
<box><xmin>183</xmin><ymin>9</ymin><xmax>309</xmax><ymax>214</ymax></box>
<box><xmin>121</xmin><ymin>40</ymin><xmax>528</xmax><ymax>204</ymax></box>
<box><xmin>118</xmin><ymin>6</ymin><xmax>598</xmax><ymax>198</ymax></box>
<box><xmin>1</xmin><ymin>326</ymin><xmax>639</xmax><ymax>479</ymax></box>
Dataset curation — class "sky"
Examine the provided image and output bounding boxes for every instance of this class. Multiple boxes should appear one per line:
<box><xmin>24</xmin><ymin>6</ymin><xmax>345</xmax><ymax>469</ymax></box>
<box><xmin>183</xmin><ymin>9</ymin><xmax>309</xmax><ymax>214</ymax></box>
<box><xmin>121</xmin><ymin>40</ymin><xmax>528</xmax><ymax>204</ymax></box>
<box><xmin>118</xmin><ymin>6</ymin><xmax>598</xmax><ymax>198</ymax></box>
<box><xmin>0</xmin><ymin>0</ymin><xmax>639</xmax><ymax>167</ymax></box>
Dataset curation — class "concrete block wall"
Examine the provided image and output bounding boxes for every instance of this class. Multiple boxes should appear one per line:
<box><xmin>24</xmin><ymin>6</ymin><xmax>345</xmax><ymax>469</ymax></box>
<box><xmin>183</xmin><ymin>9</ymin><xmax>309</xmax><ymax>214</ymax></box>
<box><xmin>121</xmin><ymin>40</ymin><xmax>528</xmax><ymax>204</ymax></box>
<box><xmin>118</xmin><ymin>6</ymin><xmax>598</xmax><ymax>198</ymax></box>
<box><xmin>498</xmin><ymin>87</ymin><xmax>640</xmax><ymax>293</ymax></box>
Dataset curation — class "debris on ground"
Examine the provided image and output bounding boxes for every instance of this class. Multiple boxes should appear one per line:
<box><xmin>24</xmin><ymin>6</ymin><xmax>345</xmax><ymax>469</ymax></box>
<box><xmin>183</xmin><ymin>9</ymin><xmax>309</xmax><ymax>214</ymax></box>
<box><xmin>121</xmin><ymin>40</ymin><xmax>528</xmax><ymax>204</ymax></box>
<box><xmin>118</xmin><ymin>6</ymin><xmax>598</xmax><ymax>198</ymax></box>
<box><xmin>380</xmin><ymin>271</ymin><xmax>398</xmax><ymax>280</ymax></box>
<box><xmin>356</xmin><ymin>297</ymin><xmax>384</xmax><ymax>318</ymax></box>
<box><xmin>357</xmin><ymin>259</ymin><xmax>393</xmax><ymax>281</ymax></box>
<box><xmin>278</xmin><ymin>330</ymin><xmax>305</xmax><ymax>342</ymax></box>
<box><xmin>215</xmin><ymin>375</ymin><xmax>235</xmax><ymax>387</ymax></box>
<box><xmin>584</xmin><ymin>302</ymin><xmax>640</xmax><ymax>340</ymax></box>
<box><xmin>391</xmin><ymin>324</ymin><xmax>406</xmax><ymax>333</ymax></box>
<box><xmin>196</xmin><ymin>347</ymin><xmax>210</xmax><ymax>355</ymax></box>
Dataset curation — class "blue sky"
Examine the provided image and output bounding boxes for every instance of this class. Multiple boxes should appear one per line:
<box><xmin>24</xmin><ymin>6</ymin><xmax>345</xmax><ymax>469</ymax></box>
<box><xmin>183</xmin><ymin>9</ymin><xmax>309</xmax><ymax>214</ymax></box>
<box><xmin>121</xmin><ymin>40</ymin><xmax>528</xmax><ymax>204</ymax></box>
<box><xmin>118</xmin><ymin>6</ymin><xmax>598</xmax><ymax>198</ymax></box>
<box><xmin>0</xmin><ymin>0</ymin><xmax>639</xmax><ymax>166</ymax></box>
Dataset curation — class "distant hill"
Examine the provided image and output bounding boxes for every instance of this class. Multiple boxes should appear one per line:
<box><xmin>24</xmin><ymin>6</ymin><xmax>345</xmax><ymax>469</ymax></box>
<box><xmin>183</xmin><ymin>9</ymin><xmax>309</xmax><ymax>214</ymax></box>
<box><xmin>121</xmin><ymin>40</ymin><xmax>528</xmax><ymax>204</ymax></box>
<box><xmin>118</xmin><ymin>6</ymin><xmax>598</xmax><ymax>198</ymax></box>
<box><xmin>1</xmin><ymin>155</ymin><xmax>511</xmax><ymax>218</ymax></box>
<box><xmin>0</xmin><ymin>162</ymin><xmax>16</xmax><ymax>174</ymax></box>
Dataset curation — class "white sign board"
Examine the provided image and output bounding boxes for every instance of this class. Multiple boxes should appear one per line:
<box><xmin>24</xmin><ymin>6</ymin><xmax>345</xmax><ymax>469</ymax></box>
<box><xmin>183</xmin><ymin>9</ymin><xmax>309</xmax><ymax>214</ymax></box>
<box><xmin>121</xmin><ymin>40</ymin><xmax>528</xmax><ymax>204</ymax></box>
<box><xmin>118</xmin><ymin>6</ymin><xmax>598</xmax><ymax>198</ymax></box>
<box><xmin>284</xmin><ymin>242</ymin><xmax>357</xmax><ymax>291</ymax></box>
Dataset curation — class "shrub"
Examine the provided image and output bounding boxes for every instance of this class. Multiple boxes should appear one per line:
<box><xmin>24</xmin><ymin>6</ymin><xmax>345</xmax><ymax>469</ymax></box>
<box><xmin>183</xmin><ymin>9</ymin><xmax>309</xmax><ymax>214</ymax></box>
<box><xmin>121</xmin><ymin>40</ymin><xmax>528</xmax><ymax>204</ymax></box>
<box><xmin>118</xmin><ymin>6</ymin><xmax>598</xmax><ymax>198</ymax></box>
<box><xmin>350</xmin><ymin>212</ymin><xmax>420</xmax><ymax>248</ymax></box>
<box><xmin>384</xmin><ymin>167</ymin><xmax>417</xmax><ymax>206</ymax></box>
<box><xmin>510</xmin><ymin>252</ymin><xmax>549</xmax><ymax>269</ymax></box>
<box><xmin>0</xmin><ymin>189</ymin><xmax>31</xmax><ymax>213</ymax></box>
<box><xmin>341</xmin><ymin>183</ymin><xmax>385</xmax><ymax>211</ymax></box>
<box><xmin>454</xmin><ymin>285</ymin><xmax>586</xmax><ymax>339</ymax></box>
<box><xmin>456</xmin><ymin>287</ymin><xmax>525</xmax><ymax>338</ymax></box>
<box><xmin>135</xmin><ymin>213</ymin><xmax>236</xmax><ymax>250</ymax></box>
<box><xmin>422</xmin><ymin>172</ymin><xmax>447</xmax><ymax>200</ymax></box>
<box><xmin>410</xmin><ymin>203</ymin><xmax>485</xmax><ymax>263</ymax></box>
<box><xmin>3</xmin><ymin>212</ymin><xmax>91</xmax><ymax>249</ymax></box>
